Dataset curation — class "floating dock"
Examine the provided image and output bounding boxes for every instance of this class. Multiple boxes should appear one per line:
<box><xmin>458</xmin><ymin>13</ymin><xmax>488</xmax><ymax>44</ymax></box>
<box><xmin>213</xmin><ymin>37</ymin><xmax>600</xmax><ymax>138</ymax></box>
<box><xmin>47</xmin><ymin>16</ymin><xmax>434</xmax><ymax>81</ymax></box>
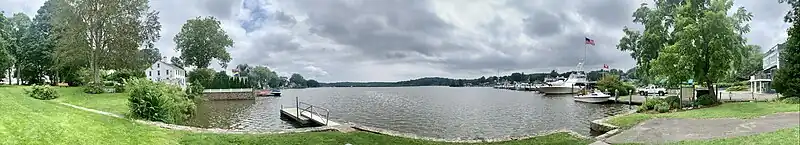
<box><xmin>280</xmin><ymin>97</ymin><xmax>340</xmax><ymax>127</ymax></box>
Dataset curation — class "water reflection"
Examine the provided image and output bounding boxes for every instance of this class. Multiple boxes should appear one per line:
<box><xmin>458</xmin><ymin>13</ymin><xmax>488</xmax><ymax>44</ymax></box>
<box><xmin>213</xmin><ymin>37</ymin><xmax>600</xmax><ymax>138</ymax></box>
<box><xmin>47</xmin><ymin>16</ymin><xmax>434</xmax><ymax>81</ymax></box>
<box><xmin>181</xmin><ymin>87</ymin><xmax>635</xmax><ymax>139</ymax></box>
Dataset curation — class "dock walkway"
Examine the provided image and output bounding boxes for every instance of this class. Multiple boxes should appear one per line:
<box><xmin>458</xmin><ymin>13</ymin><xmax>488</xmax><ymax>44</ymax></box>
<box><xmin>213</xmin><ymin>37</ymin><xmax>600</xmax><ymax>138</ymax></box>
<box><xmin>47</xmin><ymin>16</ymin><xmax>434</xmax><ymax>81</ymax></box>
<box><xmin>280</xmin><ymin>97</ymin><xmax>340</xmax><ymax>127</ymax></box>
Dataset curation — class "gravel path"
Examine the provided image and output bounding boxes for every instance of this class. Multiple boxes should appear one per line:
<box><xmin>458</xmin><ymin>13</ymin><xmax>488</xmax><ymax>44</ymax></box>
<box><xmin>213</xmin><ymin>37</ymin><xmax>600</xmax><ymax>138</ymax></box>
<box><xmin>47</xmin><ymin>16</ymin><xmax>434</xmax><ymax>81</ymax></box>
<box><xmin>605</xmin><ymin>112</ymin><xmax>800</xmax><ymax>144</ymax></box>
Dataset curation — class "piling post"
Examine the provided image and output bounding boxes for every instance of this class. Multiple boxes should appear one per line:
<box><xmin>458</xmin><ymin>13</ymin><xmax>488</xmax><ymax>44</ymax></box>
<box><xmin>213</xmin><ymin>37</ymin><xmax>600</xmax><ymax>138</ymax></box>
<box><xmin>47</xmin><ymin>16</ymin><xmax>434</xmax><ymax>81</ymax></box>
<box><xmin>729</xmin><ymin>91</ymin><xmax>732</xmax><ymax>101</ymax></box>
<box><xmin>296</xmin><ymin>96</ymin><xmax>299</xmax><ymax>117</ymax></box>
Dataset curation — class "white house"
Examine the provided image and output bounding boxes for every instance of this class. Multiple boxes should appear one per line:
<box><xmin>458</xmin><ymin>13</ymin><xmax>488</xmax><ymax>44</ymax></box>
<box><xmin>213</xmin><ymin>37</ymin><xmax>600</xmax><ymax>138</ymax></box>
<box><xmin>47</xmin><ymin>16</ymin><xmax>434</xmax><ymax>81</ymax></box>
<box><xmin>750</xmin><ymin>43</ymin><xmax>782</xmax><ymax>93</ymax></box>
<box><xmin>145</xmin><ymin>60</ymin><xmax>187</xmax><ymax>88</ymax></box>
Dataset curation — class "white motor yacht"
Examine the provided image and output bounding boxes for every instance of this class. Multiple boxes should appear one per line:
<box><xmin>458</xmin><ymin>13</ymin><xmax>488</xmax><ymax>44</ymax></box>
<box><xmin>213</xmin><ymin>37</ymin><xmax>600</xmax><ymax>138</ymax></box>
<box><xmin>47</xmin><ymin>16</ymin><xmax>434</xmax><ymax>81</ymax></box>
<box><xmin>538</xmin><ymin>72</ymin><xmax>587</xmax><ymax>94</ymax></box>
<box><xmin>574</xmin><ymin>90</ymin><xmax>612</xmax><ymax>103</ymax></box>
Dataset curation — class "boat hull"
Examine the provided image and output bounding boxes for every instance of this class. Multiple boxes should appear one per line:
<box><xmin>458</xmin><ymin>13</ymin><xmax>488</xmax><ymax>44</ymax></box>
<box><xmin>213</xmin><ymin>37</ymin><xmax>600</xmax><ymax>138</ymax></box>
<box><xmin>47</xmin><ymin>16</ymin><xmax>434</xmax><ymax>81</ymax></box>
<box><xmin>538</xmin><ymin>86</ymin><xmax>581</xmax><ymax>94</ymax></box>
<box><xmin>573</xmin><ymin>96</ymin><xmax>611</xmax><ymax>103</ymax></box>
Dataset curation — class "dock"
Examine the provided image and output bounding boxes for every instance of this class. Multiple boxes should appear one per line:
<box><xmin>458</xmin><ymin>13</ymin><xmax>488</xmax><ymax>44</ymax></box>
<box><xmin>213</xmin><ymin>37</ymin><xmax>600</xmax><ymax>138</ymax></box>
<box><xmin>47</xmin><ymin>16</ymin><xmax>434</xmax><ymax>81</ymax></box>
<box><xmin>280</xmin><ymin>97</ymin><xmax>340</xmax><ymax>127</ymax></box>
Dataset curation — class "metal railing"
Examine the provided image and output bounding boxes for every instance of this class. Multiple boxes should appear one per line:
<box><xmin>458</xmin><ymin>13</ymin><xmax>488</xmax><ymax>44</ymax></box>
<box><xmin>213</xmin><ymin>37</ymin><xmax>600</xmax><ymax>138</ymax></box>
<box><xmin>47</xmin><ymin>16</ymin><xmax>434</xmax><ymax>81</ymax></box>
<box><xmin>281</xmin><ymin>97</ymin><xmax>331</xmax><ymax>125</ymax></box>
<box><xmin>202</xmin><ymin>88</ymin><xmax>254</xmax><ymax>93</ymax></box>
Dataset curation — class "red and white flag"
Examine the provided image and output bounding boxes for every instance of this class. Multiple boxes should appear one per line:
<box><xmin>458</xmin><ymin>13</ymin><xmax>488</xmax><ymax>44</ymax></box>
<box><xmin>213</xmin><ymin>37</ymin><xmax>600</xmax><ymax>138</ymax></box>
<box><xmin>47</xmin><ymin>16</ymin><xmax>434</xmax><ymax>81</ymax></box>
<box><xmin>585</xmin><ymin>37</ymin><xmax>596</xmax><ymax>46</ymax></box>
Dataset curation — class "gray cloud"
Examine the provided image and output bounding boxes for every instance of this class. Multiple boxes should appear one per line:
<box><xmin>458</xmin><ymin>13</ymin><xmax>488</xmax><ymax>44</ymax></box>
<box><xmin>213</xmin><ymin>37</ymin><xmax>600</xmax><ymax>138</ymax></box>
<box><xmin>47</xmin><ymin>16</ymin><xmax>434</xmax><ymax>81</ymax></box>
<box><xmin>2</xmin><ymin>0</ymin><xmax>791</xmax><ymax>82</ymax></box>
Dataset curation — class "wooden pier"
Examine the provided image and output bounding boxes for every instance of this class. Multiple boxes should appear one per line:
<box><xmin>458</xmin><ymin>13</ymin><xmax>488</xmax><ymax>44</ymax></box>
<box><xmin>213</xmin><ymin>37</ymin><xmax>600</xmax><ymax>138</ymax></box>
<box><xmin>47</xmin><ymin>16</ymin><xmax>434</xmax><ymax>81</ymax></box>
<box><xmin>280</xmin><ymin>97</ymin><xmax>340</xmax><ymax>127</ymax></box>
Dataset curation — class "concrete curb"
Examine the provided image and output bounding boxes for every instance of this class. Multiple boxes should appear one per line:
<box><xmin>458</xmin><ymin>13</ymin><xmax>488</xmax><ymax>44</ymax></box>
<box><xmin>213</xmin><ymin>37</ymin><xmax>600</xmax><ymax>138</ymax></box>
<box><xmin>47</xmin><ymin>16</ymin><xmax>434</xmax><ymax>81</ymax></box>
<box><xmin>349</xmin><ymin>122</ymin><xmax>591</xmax><ymax>143</ymax></box>
<box><xmin>590</xmin><ymin>110</ymin><xmax>637</xmax><ymax>141</ymax></box>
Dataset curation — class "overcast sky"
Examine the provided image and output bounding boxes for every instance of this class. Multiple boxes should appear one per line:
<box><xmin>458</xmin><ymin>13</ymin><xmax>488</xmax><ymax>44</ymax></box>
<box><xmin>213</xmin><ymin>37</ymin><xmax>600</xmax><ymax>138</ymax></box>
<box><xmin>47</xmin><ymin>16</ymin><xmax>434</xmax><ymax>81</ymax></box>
<box><xmin>1</xmin><ymin>0</ymin><xmax>791</xmax><ymax>82</ymax></box>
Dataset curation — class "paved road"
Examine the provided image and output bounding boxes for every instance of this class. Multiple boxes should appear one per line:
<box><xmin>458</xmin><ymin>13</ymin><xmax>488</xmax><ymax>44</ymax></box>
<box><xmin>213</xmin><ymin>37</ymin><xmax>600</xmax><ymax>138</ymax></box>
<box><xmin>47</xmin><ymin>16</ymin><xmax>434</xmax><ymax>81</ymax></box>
<box><xmin>605</xmin><ymin>112</ymin><xmax>800</xmax><ymax>144</ymax></box>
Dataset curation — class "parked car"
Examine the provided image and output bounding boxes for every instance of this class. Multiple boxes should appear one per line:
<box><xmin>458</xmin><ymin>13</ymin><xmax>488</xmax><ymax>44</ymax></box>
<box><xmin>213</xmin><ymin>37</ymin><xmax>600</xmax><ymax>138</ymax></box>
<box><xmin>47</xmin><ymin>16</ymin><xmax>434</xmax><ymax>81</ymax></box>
<box><xmin>637</xmin><ymin>85</ymin><xmax>667</xmax><ymax>96</ymax></box>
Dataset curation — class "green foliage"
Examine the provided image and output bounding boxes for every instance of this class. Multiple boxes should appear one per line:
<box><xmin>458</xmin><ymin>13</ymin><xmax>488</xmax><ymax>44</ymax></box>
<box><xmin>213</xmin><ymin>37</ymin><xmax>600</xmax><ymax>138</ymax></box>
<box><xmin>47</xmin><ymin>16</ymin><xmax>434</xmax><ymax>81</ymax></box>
<box><xmin>597</xmin><ymin>75</ymin><xmax>635</xmax><ymax>96</ymax></box>
<box><xmin>83</xmin><ymin>82</ymin><xmax>105</xmax><ymax>94</ymax></box>
<box><xmin>106</xmin><ymin>69</ymin><xmax>145</xmax><ymax>84</ymax></box>
<box><xmin>781</xmin><ymin>97</ymin><xmax>800</xmax><ymax>104</ymax></box>
<box><xmin>206</xmin><ymin>71</ymin><xmax>248</xmax><ymax>89</ymax></box>
<box><xmin>113</xmin><ymin>83</ymin><xmax>126</xmax><ymax>93</ymax></box>
<box><xmin>775</xmin><ymin>0</ymin><xmax>800</xmax><ymax>101</ymax></box>
<box><xmin>127</xmin><ymin>78</ymin><xmax>195</xmax><ymax>124</ymax></box>
<box><xmin>655</xmin><ymin>102</ymin><xmax>671</xmax><ymax>113</ymax></box>
<box><xmin>639</xmin><ymin>98</ymin><xmax>664</xmax><ymax>112</ymax></box>
<box><xmin>650</xmin><ymin>0</ymin><xmax>751</xmax><ymax>100</ymax></box>
<box><xmin>694</xmin><ymin>94</ymin><xmax>718</xmax><ymax>106</ymax></box>
<box><xmin>306</xmin><ymin>79</ymin><xmax>321</xmax><ymax>87</ymax></box>
<box><xmin>664</xmin><ymin>95</ymin><xmax>681</xmax><ymax>109</ymax></box>
<box><xmin>54</xmin><ymin>0</ymin><xmax>160</xmax><ymax>85</ymax></box>
<box><xmin>187</xmin><ymin>68</ymin><xmax>215</xmax><ymax>88</ymax></box>
<box><xmin>174</xmin><ymin>16</ymin><xmax>233</xmax><ymax>68</ymax></box>
<box><xmin>248</xmin><ymin>66</ymin><xmax>280</xmax><ymax>88</ymax></box>
<box><xmin>26</xmin><ymin>85</ymin><xmax>59</xmax><ymax>100</ymax></box>
<box><xmin>289</xmin><ymin>73</ymin><xmax>307</xmax><ymax>88</ymax></box>
<box><xmin>186</xmin><ymin>81</ymin><xmax>204</xmax><ymax>100</ymax></box>
<box><xmin>725</xmin><ymin>85</ymin><xmax>749</xmax><ymax>91</ymax></box>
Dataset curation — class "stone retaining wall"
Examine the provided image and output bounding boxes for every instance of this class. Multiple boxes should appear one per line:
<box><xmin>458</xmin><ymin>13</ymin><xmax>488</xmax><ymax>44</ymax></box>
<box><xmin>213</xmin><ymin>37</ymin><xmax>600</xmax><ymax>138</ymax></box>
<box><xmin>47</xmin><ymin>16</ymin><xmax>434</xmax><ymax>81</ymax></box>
<box><xmin>203</xmin><ymin>91</ymin><xmax>255</xmax><ymax>100</ymax></box>
<box><xmin>590</xmin><ymin>110</ymin><xmax>637</xmax><ymax>140</ymax></box>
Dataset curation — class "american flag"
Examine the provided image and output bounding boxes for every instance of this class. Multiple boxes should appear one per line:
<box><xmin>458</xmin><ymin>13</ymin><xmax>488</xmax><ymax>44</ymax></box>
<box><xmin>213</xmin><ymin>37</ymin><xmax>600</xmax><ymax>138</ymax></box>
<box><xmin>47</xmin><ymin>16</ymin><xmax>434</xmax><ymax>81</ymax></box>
<box><xmin>585</xmin><ymin>37</ymin><xmax>595</xmax><ymax>46</ymax></box>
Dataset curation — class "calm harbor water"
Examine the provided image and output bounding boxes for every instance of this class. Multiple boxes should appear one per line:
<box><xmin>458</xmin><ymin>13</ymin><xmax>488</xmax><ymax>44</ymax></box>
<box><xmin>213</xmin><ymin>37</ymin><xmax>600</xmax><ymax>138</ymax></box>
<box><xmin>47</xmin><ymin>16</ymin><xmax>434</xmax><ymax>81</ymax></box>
<box><xmin>181</xmin><ymin>86</ymin><xmax>635</xmax><ymax>139</ymax></box>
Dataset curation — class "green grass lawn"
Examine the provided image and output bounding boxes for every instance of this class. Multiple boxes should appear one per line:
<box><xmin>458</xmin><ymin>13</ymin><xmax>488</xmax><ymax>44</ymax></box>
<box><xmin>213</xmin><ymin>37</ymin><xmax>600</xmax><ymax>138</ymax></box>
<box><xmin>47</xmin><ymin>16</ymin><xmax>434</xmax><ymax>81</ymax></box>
<box><xmin>1</xmin><ymin>86</ymin><xmax>593</xmax><ymax>145</ymax></box>
<box><xmin>53</xmin><ymin>87</ymin><xmax>130</xmax><ymax>115</ymax></box>
<box><xmin>606</xmin><ymin>102</ymin><xmax>800</xmax><ymax>129</ymax></box>
<box><xmin>612</xmin><ymin>126</ymin><xmax>800</xmax><ymax>145</ymax></box>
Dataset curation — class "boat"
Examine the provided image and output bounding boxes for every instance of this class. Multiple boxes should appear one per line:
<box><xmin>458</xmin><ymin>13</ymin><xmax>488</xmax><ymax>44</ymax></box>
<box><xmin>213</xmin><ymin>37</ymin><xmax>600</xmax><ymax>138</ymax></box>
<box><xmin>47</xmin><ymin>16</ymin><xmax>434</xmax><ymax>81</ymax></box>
<box><xmin>573</xmin><ymin>90</ymin><xmax>612</xmax><ymax>103</ymax></box>
<box><xmin>538</xmin><ymin>63</ymin><xmax>589</xmax><ymax>94</ymax></box>
<box><xmin>270</xmin><ymin>89</ymin><xmax>282</xmax><ymax>96</ymax></box>
<box><xmin>538</xmin><ymin>71</ymin><xmax>587</xmax><ymax>94</ymax></box>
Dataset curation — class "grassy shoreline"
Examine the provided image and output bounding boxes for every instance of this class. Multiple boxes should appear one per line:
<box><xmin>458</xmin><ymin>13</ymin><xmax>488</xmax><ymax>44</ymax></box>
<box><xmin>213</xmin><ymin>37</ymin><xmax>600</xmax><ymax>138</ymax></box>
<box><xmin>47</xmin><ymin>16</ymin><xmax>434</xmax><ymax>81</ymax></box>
<box><xmin>1</xmin><ymin>86</ymin><xmax>593</xmax><ymax>145</ymax></box>
<box><xmin>605</xmin><ymin>102</ymin><xmax>800</xmax><ymax>129</ymax></box>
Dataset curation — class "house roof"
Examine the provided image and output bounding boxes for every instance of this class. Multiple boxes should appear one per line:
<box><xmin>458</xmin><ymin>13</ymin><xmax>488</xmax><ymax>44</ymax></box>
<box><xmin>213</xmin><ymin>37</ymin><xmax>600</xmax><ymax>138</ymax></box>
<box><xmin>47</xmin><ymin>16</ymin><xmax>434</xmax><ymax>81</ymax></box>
<box><xmin>155</xmin><ymin>61</ymin><xmax>184</xmax><ymax>70</ymax></box>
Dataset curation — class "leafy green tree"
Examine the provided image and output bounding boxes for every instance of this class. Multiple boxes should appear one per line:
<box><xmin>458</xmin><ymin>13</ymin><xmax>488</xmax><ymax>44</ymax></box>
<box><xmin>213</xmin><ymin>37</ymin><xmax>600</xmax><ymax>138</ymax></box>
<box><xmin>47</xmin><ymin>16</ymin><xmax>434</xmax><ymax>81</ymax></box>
<box><xmin>54</xmin><ymin>0</ymin><xmax>161</xmax><ymax>86</ymax></box>
<box><xmin>650</xmin><ymin>0</ymin><xmax>751</xmax><ymax>101</ymax></box>
<box><xmin>170</xmin><ymin>56</ymin><xmax>184</xmax><ymax>69</ymax></box>
<box><xmin>27</xmin><ymin>0</ymin><xmax>59</xmax><ymax>84</ymax></box>
<box><xmin>173</xmin><ymin>16</ymin><xmax>233</xmax><ymax>68</ymax></box>
<box><xmin>0</xmin><ymin>13</ymin><xmax>12</xmax><ymax>80</ymax></box>
<box><xmin>137</xmin><ymin>48</ymin><xmax>161</xmax><ymax>70</ymax></box>
<box><xmin>776</xmin><ymin>0</ymin><xmax>800</xmax><ymax>100</ymax></box>
<box><xmin>7</xmin><ymin>13</ymin><xmax>33</xmax><ymax>85</ymax></box>
<box><xmin>289</xmin><ymin>73</ymin><xmax>307</xmax><ymax>87</ymax></box>
<box><xmin>248</xmin><ymin>66</ymin><xmax>278</xmax><ymax>88</ymax></box>
<box><xmin>306</xmin><ymin>79</ymin><xmax>321</xmax><ymax>87</ymax></box>
<box><xmin>210</xmin><ymin>71</ymin><xmax>230</xmax><ymax>89</ymax></box>
<box><xmin>187</xmin><ymin>68</ymin><xmax>215</xmax><ymax>88</ymax></box>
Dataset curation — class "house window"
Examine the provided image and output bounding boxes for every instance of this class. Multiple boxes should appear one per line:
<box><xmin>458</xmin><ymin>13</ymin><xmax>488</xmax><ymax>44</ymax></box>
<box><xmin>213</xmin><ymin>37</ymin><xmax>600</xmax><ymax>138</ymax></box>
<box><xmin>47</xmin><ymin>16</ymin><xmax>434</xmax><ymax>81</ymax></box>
<box><xmin>148</xmin><ymin>71</ymin><xmax>151</xmax><ymax>76</ymax></box>
<box><xmin>157</xmin><ymin>63</ymin><xmax>160</xmax><ymax>68</ymax></box>
<box><xmin>157</xmin><ymin>71</ymin><xmax>160</xmax><ymax>76</ymax></box>
<box><xmin>167</xmin><ymin>70</ymin><xmax>170</xmax><ymax>75</ymax></box>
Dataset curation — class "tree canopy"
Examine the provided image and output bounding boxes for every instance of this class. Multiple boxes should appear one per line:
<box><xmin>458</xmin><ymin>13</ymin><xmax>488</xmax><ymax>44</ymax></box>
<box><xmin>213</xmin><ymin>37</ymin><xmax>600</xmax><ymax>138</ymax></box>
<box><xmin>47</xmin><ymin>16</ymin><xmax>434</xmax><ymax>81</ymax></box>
<box><xmin>775</xmin><ymin>0</ymin><xmax>800</xmax><ymax>100</ymax></box>
<box><xmin>54</xmin><ymin>0</ymin><xmax>161</xmax><ymax>86</ymax></box>
<box><xmin>173</xmin><ymin>16</ymin><xmax>233</xmax><ymax>69</ymax></box>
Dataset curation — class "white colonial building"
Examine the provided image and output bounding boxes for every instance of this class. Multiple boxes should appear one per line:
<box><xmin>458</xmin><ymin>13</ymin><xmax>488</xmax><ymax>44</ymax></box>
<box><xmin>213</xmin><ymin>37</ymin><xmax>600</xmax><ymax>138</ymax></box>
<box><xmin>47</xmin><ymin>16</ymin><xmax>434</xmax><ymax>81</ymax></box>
<box><xmin>145</xmin><ymin>60</ymin><xmax>187</xmax><ymax>88</ymax></box>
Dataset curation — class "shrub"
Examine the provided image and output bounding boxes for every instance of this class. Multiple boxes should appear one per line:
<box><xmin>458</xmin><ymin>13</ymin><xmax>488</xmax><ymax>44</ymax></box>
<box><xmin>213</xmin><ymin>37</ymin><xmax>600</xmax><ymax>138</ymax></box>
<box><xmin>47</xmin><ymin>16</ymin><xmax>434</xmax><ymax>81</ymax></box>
<box><xmin>186</xmin><ymin>81</ymin><xmax>205</xmax><ymax>100</ymax></box>
<box><xmin>781</xmin><ymin>97</ymin><xmax>800</xmax><ymax>104</ymax></box>
<box><xmin>664</xmin><ymin>96</ymin><xmax>681</xmax><ymax>109</ymax></box>
<box><xmin>725</xmin><ymin>85</ymin><xmax>749</xmax><ymax>91</ymax></box>
<box><xmin>26</xmin><ymin>85</ymin><xmax>59</xmax><ymax>100</ymax></box>
<box><xmin>694</xmin><ymin>94</ymin><xmax>717</xmax><ymax>106</ymax></box>
<box><xmin>106</xmin><ymin>69</ymin><xmax>145</xmax><ymax>84</ymax></box>
<box><xmin>83</xmin><ymin>82</ymin><xmax>105</xmax><ymax>94</ymax></box>
<box><xmin>113</xmin><ymin>83</ymin><xmax>126</xmax><ymax>93</ymax></box>
<box><xmin>639</xmin><ymin>98</ymin><xmax>664</xmax><ymax>112</ymax></box>
<box><xmin>127</xmin><ymin>78</ymin><xmax>196</xmax><ymax>124</ymax></box>
<box><xmin>597</xmin><ymin>75</ymin><xmax>636</xmax><ymax>96</ymax></box>
<box><xmin>655</xmin><ymin>102</ymin><xmax>670</xmax><ymax>113</ymax></box>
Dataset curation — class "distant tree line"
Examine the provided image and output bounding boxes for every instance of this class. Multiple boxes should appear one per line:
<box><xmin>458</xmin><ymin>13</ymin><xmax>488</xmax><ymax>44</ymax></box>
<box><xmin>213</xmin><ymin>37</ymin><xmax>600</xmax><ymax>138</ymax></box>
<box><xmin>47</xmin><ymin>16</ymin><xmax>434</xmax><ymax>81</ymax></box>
<box><xmin>321</xmin><ymin>68</ymin><xmax>633</xmax><ymax>87</ymax></box>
